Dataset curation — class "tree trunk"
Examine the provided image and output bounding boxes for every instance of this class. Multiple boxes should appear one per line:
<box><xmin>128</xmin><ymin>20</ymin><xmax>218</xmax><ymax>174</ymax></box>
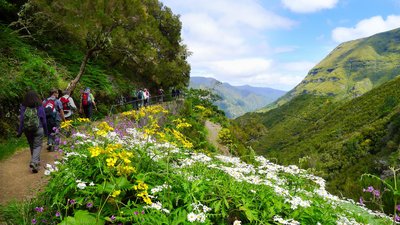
<box><xmin>66</xmin><ymin>48</ymin><xmax>96</xmax><ymax>93</ymax></box>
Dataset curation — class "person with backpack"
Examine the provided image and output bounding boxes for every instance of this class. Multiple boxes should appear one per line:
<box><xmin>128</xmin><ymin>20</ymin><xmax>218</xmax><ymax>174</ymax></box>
<box><xmin>43</xmin><ymin>89</ymin><xmax>65</xmax><ymax>151</ymax></box>
<box><xmin>130</xmin><ymin>88</ymin><xmax>138</xmax><ymax>110</ymax></box>
<box><xmin>137</xmin><ymin>88</ymin><xmax>144</xmax><ymax>109</ymax></box>
<box><xmin>144</xmin><ymin>88</ymin><xmax>150</xmax><ymax>106</ymax></box>
<box><xmin>158</xmin><ymin>87</ymin><xmax>164</xmax><ymax>102</ymax></box>
<box><xmin>60</xmin><ymin>90</ymin><xmax>77</xmax><ymax>120</ymax></box>
<box><xmin>79</xmin><ymin>87</ymin><xmax>97</xmax><ymax>120</ymax></box>
<box><xmin>17</xmin><ymin>90</ymin><xmax>48</xmax><ymax>173</ymax></box>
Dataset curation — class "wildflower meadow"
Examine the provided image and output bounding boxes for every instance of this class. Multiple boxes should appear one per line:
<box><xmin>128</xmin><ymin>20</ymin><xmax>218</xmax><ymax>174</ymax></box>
<box><xmin>1</xmin><ymin>103</ymin><xmax>398</xmax><ymax>225</ymax></box>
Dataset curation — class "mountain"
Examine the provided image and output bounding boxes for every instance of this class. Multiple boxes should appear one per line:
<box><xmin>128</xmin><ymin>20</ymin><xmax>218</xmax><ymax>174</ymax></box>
<box><xmin>235</xmin><ymin>28</ymin><xmax>400</xmax><ymax>207</ymax></box>
<box><xmin>189</xmin><ymin>77</ymin><xmax>285</xmax><ymax>118</ymax></box>
<box><xmin>261</xmin><ymin>27</ymin><xmax>400</xmax><ymax>111</ymax></box>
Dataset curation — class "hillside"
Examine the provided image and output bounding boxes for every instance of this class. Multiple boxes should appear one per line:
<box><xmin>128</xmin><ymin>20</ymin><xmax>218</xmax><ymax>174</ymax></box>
<box><xmin>235</xmin><ymin>76</ymin><xmax>400</xmax><ymax>211</ymax></box>
<box><xmin>190</xmin><ymin>77</ymin><xmax>285</xmax><ymax>118</ymax></box>
<box><xmin>234</xmin><ymin>28</ymin><xmax>400</xmax><ymax>213</ymax></box>
<box><xmin>262</xmin><ymin>27</ymin><xmax>400</xmax><ymax>111</ymax></box>
<box><xmin>0</xmin><ymin>0</ymin><xmax>190</xmax><ymax>138</ymax></box>
<box><xmin>0</xmin><ymin>102</ymin><xmax>394</xmax><ymax>224</ymax></box>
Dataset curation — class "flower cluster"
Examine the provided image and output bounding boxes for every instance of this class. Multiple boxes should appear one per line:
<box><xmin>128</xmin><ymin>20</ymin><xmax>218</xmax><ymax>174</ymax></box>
<box><xmin>273</xmin><ymin>215</ymin><xmax>300</xmax><ymax>225</ymax></box>
<box><xmin>134</xmin><ymin>180</ymin><xmax>152</xmax><ymax>205</ymax></box>
<box><xmin>186</xmin><ymin>202</ymin><xmax>211</xmax><ymax>223</ymax></box>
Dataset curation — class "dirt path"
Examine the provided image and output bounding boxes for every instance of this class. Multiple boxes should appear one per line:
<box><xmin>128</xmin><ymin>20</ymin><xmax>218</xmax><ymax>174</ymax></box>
<box><xmin>205</xmin><ymin>120</ymin><xmax>230</xmax><ymax>155</ymax></box>
<box><xmin>0</xmin><ymin>118</ymin><xmax>225</xmax><ymax>205</ymax></box>
<box><xmin>0</xmin><ymin>145</ymin><xmax>58</xmax><ymax>205</ymax></box>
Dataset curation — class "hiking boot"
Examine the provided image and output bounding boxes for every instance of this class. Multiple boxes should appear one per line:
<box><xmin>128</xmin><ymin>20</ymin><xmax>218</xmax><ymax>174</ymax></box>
<box><xmin>47</xmin><ymin>145</ymin><xmax>54</xmax><ymax>152</ymax></box>
<box><xmin>30</xmin><ymin>163</ymin><xmax>38</xmax><ymax>173</ymax></box>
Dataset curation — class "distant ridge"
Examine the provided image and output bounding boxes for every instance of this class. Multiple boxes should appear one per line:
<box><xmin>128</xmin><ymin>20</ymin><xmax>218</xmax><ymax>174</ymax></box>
<box><xmin>190</xmin><ymin>76</ymin><xmax>286</xmax><ymax>118</ymax></box>
<box><xmin>261</xmin><ymin>27</ymin><xmax>400</xmax><ymax>111</ymax></box>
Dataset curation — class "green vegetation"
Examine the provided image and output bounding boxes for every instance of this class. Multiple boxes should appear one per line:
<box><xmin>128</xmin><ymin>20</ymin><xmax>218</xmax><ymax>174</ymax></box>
<box><xmin>236</xmin><ymin>76</ymin><xmax>400</xmax><ymax>213</ymax></box>
<box><xmin>262</xmin><ymin>27</ymin><xmax>400</xmax><ymax>111</ymax></box>
<box><xmin>0</xmin><ymin>99</ymin><xmax>395</xmax><ymax>224</ymax></box>
<box><xmin>190</xmin><ymin>77</ymin><xmax>285</xmax><ymax>118</ymax></box>
<box><xmin>0</xmin><ymin>0</ymin><xmax>190</xmax><ymax>139</ymax></box>
<box><xmin>0</xmin><ymin>138</ymin><xmax>27</xmax><ymax>161</ymax></box>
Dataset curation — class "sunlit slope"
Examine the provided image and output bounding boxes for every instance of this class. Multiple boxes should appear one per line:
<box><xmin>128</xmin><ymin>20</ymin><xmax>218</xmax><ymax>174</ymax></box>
<box><xmin>261</xmin><ymin>27</ymin><xmax>400</xmax><ymax>111</ymax></box>
<box><xmin>235</xmin><ymin>75</ymin><xmax>400</xmax><ymax>203</ymax></box>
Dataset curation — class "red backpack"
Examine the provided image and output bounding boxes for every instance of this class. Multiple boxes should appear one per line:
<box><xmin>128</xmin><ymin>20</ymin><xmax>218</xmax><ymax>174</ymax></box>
<box><xmin>43</xmin><ymin>98</ymin><xmax>56</xmax><ymax>118</ymax></box>
<box><xmin>82</xmin><ymin>92</ymin><xmax>89</xmax><ymax>106</ymax></box>
<box><xmin>60</xmin><ymin>97</ymin><xmax>70</xmax><ymax>110</ymax></box>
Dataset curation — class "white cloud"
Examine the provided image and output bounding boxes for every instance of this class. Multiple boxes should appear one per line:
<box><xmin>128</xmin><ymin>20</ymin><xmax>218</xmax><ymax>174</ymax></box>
<box><xmin>191</xmin><ymin>59</ymin><xmax>315</xmax><ymax>91</ymax></box>
<box><xmin>281</xmin><ymin>0</ymin><xmax>339</xmax><ymax>13</ymax></box>
<box><xmin>332</xmin><ymin>15</ymin><xmax>400</xmax><ymax>43</ymax></box>
<box><xmin>161</xmin><ymin>0</ymin><xmax>302</xmax><ymax>90</ymax></box>
<box><xmin>209</xmin><ymin>58</ymin><xmax>273</xmax><ymax>77</ymax></box>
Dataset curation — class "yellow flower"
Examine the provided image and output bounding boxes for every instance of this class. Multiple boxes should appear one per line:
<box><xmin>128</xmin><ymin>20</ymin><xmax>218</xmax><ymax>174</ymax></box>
<box><xmin>143</xmin><ymin>196</ymin><xmax>152</xmax><ymax>205</ymax></box>
<box><xmin>195</xmin><ymin>105</ymin><xmax>206</xmax><ymax>111</ymax></box>
<box><xmin>117</xmin><ymin>165</ymin><xmax>136</xmax><ymax>176</ymax></box>
<box><xmin>88</xmin><ymin>146</ymin><xmax>102</xmax><ymax>157</ymax></box>
<box><xmin>97</xmin><ymin>122</ymin><xmax>114</xmax><ymax>132</ymax></box>
<box><xmin>96</xmin><ymin>130</ymin><xmax>107</xmax><ymax>136</ymax></box>
<box><xmin>106</xmin><ymin>157</ymin><xmax>118</xmax><ymax>167</ymax></box>
<box><xmin>171</xmin><ymin>129</ymin><xmax>193</xmax><ymax>149</ymax></box>
<box><xmin>60</xmin><ymin>120</ymin><xmax>73</xmax><ymax>129</ymax></box>
<box><xmin>111</xmin><ymin>190</ymin><xmax>121</xmax><ymax>197</ymax></box>
<box><xmin>78</xmin><ymin>118</ymin><xmax>90</xmax><ymax>123</ymax></box>
<box><xmin>105</xmin><ymin>143</ymin><xmax>122</xmax><ymax>153</ymax></box>
<box><xmin>133</xmin><ymin>180</ymin><xmax>148</xmax><ymax>190</ymax></box>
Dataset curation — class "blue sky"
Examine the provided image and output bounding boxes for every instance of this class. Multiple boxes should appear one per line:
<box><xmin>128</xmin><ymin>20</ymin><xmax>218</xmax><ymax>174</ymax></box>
<box><xmin>161</xmin><ymin>0</ymin><xmax>400</xmax><ymax>91</ymax></box>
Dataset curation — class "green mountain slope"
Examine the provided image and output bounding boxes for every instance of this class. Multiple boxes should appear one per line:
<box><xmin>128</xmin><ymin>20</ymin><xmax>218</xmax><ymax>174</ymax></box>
<box><xmin>235</xmin><ymin>76</ymin><xmax>400</xmax><ymax>209</ymax></box>
<box><xmin>262</xmin><ymin>27</ymin><xmax>400</xmax><ymax>111</ymax></box>
<box><xmin>190</xmin><ymin>77</ymin><xmax>285</xmax><ymax>118</ymax></box>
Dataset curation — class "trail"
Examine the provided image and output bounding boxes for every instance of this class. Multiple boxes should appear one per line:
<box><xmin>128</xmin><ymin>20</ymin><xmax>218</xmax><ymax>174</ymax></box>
<box><xmin>0</xmin><ymin>145</ymin><xmax>58</xmax><ymax>205</ymax></box>
<box><xmin>0</xmin><ymin>116</ymin><xmax>222</xmax><ymax>206</ymax></box>
<box><xmin>204</xmin><ymin>120</ymin><xmax>230</xmax><ymax>155</ymax></box>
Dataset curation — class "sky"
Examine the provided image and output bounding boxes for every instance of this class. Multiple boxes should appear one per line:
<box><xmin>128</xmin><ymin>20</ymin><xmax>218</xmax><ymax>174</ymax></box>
<box><xmin>160</xmin><ymin>0</ymin><xmax>400</xmax><ymax>91</ymax></box>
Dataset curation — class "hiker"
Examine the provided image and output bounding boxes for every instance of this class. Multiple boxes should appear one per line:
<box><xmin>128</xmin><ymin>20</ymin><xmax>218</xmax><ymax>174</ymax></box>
<box><xmin>144</xmin><ymin>88</ymin><xmax>150</xmax><ymax>106</ymax></box>
<box><xmin>131</xmin><ymin>88</ymin><xmax>138</xmax><ymax>110</ymax></box>
<box><xmin>158</xmin><ymin>87</ymin><xmax>165</xmax><ymax>102</ymax></box>
<box><xmin>172</xmin><ymin>88</ymin><xmax>176</xmax><ymax>98</ymax></box>
<box><xmin>43</xmin><ymin>89</ymin><xmax>65</xmax><ymax>151</ymax></box>
<box><xmin>137</xmin><ymin>88</ymin><xmax>144</xmax><ymax>108</ymax></box>
<box><xmin>17</xmin><ymin>90</ymin><xmax>48</xmax><ymax>173</ymax></box>
<box><xmin>79</xmin><ymin>87</ymin><xmax>97</xmax><ymax>120</ymax></box>
<box><xmin>60</xmin><ymin>90</ymin><xmax>77</xmax><ymax>120</ymax></box>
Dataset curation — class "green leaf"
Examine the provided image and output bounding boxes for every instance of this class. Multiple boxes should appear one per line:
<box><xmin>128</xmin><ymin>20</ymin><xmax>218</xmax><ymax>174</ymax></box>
<box><xmin>116</xmin><ymin>176</ymin><xmax>131</xmax><ymax>189</ymax></box>
<box><xmin>59</xmin><ymin>210</ymin><xmax>105</xmax><ymax>225</ymax></box>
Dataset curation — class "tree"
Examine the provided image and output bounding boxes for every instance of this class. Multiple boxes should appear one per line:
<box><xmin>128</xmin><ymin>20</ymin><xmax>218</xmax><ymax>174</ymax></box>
<box><xmin>13</xmin><ymin>0</ymin><xmax>190</xmax><ymax>93</ymax></box>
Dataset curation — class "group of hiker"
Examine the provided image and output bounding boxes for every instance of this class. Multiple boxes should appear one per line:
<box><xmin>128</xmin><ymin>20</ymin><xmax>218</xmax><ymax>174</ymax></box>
<box><xmin>16</xmin><ymin>87</ymin><xmax>96</xmax><ymax>173</ymax></box>
<box><xmin>121</xmin><ymin>87</ymin><xmax>183</xmax><ymax>110</ymax></box>
<box><xmin>16</xmin><ymin>85</ymin><xmax>182</xmax><ymax>173</ymax></box>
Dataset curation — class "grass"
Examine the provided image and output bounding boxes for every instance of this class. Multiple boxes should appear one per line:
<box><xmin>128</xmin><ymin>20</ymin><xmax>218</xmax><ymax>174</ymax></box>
<box><xmin>0</xmin><ymin>138</ymin><xmax>27</xmax><ymax>161</ymax></box>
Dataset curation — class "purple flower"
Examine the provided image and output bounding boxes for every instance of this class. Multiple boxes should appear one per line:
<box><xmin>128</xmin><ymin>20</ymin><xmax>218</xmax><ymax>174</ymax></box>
<box><xmin>395</xmin><ymin>215</ymin><xmax>400</xmax><ymax>222</ymax></box>
<box><xmin>110</xmin><ymin>215</ymin><xmax>116</xmax><ymax>221</ymax></box>
<box><xmin>359</xmin><ymin>197</ymin><xmax>364</xmax><ymax>206</ymax></box>
<box><xmin>364</xmin><ymin>186</ymin><xmax>374</xmax><ymax>192</ymax></box>
<box><xmin>134</xmin><ymin>211</ymin><xmax>139</xmax><ymax>215</ymax></box>
<box><xmin>32</xmin><ymin>219</ymin><xmax>37</xmax><ymax>224</ymax></box>
<box><xmin>86</xmin><ymin>202</ymin><xmax>93</xmax><ymax>208</ymax></box>
<box><xmin>141</xmin><ymin>210</ymin><xmax>145</xmax><ymax>214</ymax></box>
<box><xmin>69</xmin><ymin>199</ymin><xmax>76</xmax><ymax>205</ymax></box>
<box><xmin>55</xmin><ymin>211</ymin><xmax>61</xmax><ymax>217</ymax></box>
<box><xmin>397</xmin><ymin>205</ymin><xmax>400</xmax><ymax>212</ymax></box>
<box><xmin>35</xmin><ymin>206</ymin><xmax>44</xmax><ymax>212</ymax></box>
<box><xmin>41</xmin><ymin>219</ymin><xmax>48</xmax><ymax>223</ymax></box>
<box><xmin>372</xmin><ymin>190</ymin><xmax>380</xmax><ymax>198</ymax></box>
<box><xmin>62</xmin><ymin>141</ymin><xmax>67</xmax><ymax>145</ymax></box>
